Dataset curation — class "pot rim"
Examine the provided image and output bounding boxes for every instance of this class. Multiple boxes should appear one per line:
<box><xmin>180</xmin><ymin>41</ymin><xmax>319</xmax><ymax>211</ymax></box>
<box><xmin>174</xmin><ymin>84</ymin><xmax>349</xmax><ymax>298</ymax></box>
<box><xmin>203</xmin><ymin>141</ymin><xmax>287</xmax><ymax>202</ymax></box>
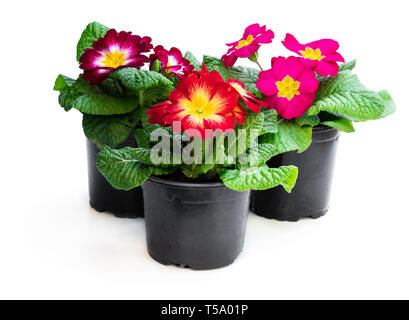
<box><xmin>312</xmin><ymin>125</ymin><xmax>338</xmax><ymax>132</ymax></box>
<box><xmin>147</xmin><ymin>175</ymin><xmax>227</xmax><ymax>189</ymax></box>
<box><xmin>312</xmin><ymin>125</ymin><xmax>340</xmax><ymax>143</ymax></box>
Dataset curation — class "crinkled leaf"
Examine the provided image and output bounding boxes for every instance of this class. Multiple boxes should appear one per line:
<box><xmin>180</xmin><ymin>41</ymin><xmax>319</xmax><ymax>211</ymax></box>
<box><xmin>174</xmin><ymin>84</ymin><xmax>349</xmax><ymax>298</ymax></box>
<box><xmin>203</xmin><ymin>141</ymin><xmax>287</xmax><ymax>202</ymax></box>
<box><xmin>170</xmin><ymin>75</ymin><xmax>180</xmax><ymax>87</ymax></box>
<box><xmin>151</xmin><ymin>166</ymin><xmax>178</xmax><ymax>176</ymax></box>
<box><xmin>76</xmin><ymin>22</ymin><xmax>109</xmax><ymax>61</ymax></box>
<box><xmin>378</xmin><ymin>90</ymin><xmax>396</xmax><ymax>118</ymax></box>
<box><xmin>321</xmin><ymin>117</ymin><xmax>355</xmax><ymax>133</ymax></box>
<box><xmin>260</xmin><ymin>109</ymin><xmax>278</xmax><ymax>134</ymax></box>
<box><xmin>82</xmin><ymin>111</ymin><xmax>139</xmax><ymax>148</ymax></box>
<box><xmin>194</xmin><ymin>133</ymin><xmax>226</xmax><ymax>175</ymax></box>
<box><xmin>203</xmin><ymin>55</ymin><xmax>261</xmax><ymax>96</ymax></box>
<box><xmin>55</xmin><ymin>76</ymin><xmax>139</xmax><ymax>115</ymax></box>
<box><xmin>227</xmin><ymin>112</ymin><xmax>264</xmax><ymax>158</ymax></box>
<box><xmin>184</xmin><ymin>51</ymin><xmax>202</xmax><ymax>71</ymax></box>
<box><xmin>54</xmin><ymin>74</ymin><xmax>75</xmax><ymax>91</ymax></box>
<box><xmin>308</xmin><ymin>71</ymin><xmax>385</xmax><ymax>121</ymax></box>
<box><xmin>339</xmin><ymin>60</ymin><xmax>357</xmax><ymax>72</ymax></box>
<box><xmin>122</xmin><ymin>147</ymin><xmax>152</xmax><ymax>165</ymax></box>
<box><xmin>295</xmin><ymin>114</ymin><xmax>320</xmax><ymax>127</ymax></box>
<box><xmin>112</xmin><ymin>68</ymin><xmax>173</xmax><ymax>107</ymax></box>
<box><xmin>96</xmin><ymin>146</ymin><xmax>153</xmax><ymax>191</ymax></box>
<box><xmin>54</xmin><ymin>74</ymin><xmax>77</xmax><ymax>111</ymax></box>
<box><xmin>98</xmin><ymin>78</ymin><xmax>122</xmax><ymax>96</ymax></box>
<box><xmin>260</xmin><ymin>120</ymin><xmax>312</xmax><ymax>156</ymax></box>
<box><xmin>54</xmin><ymin>76</ymin><xmax>77</xmax><ymax>111</ymax></box>
<box><xmin>237</xmin><ymin>143</ymin><xmax>276</xmax><ymax>169</ymax></box>
<box><xmin>218</xmin><ymin>165</ymin><xmax>298</xmax><ymax>192</ymax></box>
<box><xmin>134</xmin><ymin>128</ymin><xmax>152</xmax><ymax>148</ymax></box>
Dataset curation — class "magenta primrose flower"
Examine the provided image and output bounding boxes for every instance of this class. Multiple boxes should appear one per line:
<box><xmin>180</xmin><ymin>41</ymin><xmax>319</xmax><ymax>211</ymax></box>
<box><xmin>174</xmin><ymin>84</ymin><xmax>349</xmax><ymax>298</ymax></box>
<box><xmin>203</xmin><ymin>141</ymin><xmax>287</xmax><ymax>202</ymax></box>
<box><xmin>150</xmin><ymin>45</ymin><xmax>193</xmax><ymax>78</ymax></box>
<box><xmin>80</xmin><ymin>29</ymin><xmax>153</xmax><ymax>85</ymax></box>
<box><xmin>256</xmin><ymin>56</ymin><xmax>319</xmax><ymax>120</ymax></box>
<box><xmin>282</xmin><ymin>33</ymin><xmax>345</xmax><ymax>77</ymax></box>
<box><xmin>221</xmin><ymin>23</ymin><xmax>275</xmax><ymax>67</ymax></box>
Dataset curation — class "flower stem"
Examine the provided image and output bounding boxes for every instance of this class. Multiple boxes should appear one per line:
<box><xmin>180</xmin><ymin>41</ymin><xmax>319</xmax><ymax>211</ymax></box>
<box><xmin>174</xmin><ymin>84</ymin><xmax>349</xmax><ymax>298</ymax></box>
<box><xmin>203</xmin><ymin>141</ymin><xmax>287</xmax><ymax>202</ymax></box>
<box><xmin>254</xmin><ymin>60</ymin><xmax>264</xmax><ymax>71</ymax></box>
<box><xmin>248</xmin><ymin>52</ymin><xmax>264</xmax><ymax>71</ymax></box>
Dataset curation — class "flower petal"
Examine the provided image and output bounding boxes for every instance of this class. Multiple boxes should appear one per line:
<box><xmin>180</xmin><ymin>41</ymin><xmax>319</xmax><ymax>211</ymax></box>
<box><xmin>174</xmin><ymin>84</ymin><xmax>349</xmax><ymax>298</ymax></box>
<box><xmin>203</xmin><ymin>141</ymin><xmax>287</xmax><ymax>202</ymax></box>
<box><xmin>233</xmin><ymin>44</ymin><xmax>260</xmax><ymax>58</ymax></box>
<box><xmin>316</xmin><ymin>39</ymin><xmax>340</xmax><ymax>54</ymax></box>
<box><xmin>222</xmin><ymin>53</ymin><xmax>238</xmax><ymax>67</ymax></box>
<box><xmin>256</xmin><ymin>69</ymin><xmax>278</xmax><ymax>96</ymax></box>
<box><xmin>315</xmin><ymin>60</ymin><xmax>340</xmax><ymax>77</ymax></box>
<box><xmin>146</xmin><ymin>101</ymin><xmax>172</xmax><ymax>127</ymax></box>
<box><xmin>243</xmin><ymin>99</ymin><xmax>261</xmax><ymax>113</ymax></box>
<box><xmin>244</xmin><ymin>23</ymin><xmax>263</xmax><ymax>38</ymax></box>
<box><xmin>282</xmin><ymin>33</ymin><xmax>303</xmax><ymax>53</ymax></box>
<box><xmin>271</xmin><ymin>56</ymin><xmax>289</xmax><ymax>80</ymax></box>
<box><xmin>286</xmin><ymin>56</ymin><xmax>304</xmax><ymax>78</ymax></box>
<box><xmin>324</xmin><ymin>52</ymin><xmax>345</xmax><ymax>63</ymax></box>
<box><xmin>298</xmin><ymin>69</ymin><xmax>319</xmax><ymax>93</ymax></box>
<box><xmin>230</xmin><ymin>104</ymin><xmax>248</xmax><ymax>125</ymax></box>
<box><xmin>79</xmin><ymin>48</ymin><xmax>106</xmax><ymax>69</ymax></box>
<box><xmin>82</xmin><ymin>68</ymin><xmax>112</xmax><ymax>85</ymax></box>
<box><xmin>255</xmin><ymin>29</ymin><xmax>275</xmax><ymax>44</ymax></box>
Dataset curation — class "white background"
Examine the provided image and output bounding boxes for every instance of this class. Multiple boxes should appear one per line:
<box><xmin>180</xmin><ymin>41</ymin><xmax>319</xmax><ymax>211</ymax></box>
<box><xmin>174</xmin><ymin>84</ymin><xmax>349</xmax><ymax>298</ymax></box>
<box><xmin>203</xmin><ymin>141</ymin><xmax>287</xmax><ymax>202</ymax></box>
<box><xmin>1</xmin><ymin>0</ymin><xmax>408</xmax><ymax>300</ymax></box>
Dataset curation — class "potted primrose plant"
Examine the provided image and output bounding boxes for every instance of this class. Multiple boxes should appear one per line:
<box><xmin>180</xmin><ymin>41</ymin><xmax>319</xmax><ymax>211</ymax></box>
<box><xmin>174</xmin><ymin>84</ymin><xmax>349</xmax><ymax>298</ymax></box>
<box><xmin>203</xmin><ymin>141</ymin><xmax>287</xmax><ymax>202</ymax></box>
<box><xmin>95</xmin><ymin>25</ymin><xmax>301</xmax><ymax>270</ymax></box>
<box><xmin>219</xmin><ymin>25</ymin><xmax>395</xmax><ymax>221</ymax></box>
<box><xmin>54</xmin><ymin>22</ymin><xmax>193</xmax><ymax>218</ymax></box>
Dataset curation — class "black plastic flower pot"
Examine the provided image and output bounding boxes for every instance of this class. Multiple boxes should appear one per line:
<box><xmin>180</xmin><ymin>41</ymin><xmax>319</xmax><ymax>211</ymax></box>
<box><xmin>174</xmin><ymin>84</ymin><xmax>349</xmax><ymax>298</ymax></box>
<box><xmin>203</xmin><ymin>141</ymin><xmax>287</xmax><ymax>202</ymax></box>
<box><xmin>86</xmin><ymin>138</ymin><xmax>144</xmax><ymax>218</ymax></box>
<box><xmin>251</xmin><ymin>126</ymin><xmax>340</xmax><ymax>222</ymax></box>
<box><xmin>142</xmin><ymin>176</ymin><xmax>250</xmax><ymax>270</ymax></box>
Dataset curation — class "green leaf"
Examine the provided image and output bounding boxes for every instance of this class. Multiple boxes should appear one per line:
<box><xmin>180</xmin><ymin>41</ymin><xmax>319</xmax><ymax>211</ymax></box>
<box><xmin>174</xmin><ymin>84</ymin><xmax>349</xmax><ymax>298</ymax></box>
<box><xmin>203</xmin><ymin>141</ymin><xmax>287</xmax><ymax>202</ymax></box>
<box><xmin>122</xmin><ymin>147</ymin><xmax>153</xmax><ymax>165</ymax></box>
<box><xmin>309</xmin><ymin>71</ymin><xmax>385</xmax><ymax>121</ymax></box>
<box><xmin>203</xmin><ymin>55</ymin><xmax>261</xmax><ymax>95</ymax></box>
<box><xmin>260</xmin><ymin>109</ymin><xmax>278</xmax><ymax>134</ymax></box>
<box><xmin>82</xmin><ymin>111</ymin><xmax>139</xmax><ymax>148</ymax></box>
<box><xmin>112</xmin><ymin>68</ymin><xmax>173</xmax><ymax>106</ymax></box>
<box><xmin>54</xmin><ymin>74</ymin><xmax>75</xmax><ymax>91</ymax></box>
<box><xmin>98</xmin><ymin>78</ymin><xmax>122</xmax><ymax>96</ymax></box>
<box><xmin>134</xmin><ymin>128</ymin><xmax>152</xmax><ymax>148</ymax></box>
<box><xmin>184</xmin><ymin>51</ymin><xmax>202</xmax><ymax>71</ymax></box>
<box><xmin>237</xmin><ymin>143</ymin><xmax>276</xmax><ymax>168</ymax></box>
<box><xmin>218</xmin><ymin>165</ymin><xmax>298</xmax><ymax>192</ymax></box>
<box><xmin>228</xmin><ymin>112</ymin><xmax>264</xmax><ymax>158</ymax></box>
<box><xmin>96</xmin><ymin>146</ymin><xmax>153</xmax><ymax>191</ymax></box>
<box><xmin>260</xmin><ymin>120</ymin><xmax>312</xmax><ymax>156</ymax></box>
<box><xmin>151</xmin><ymin>166</ymin><xmax>178</xmax><ymax>176</ymax></box>
<box><xmin>169</xmin><ymin>75</ymin><xmax>180</xmax><ymax>87</ymax></box>
<box><xmin>76</xmin><ymin>22</ymin><xmax>109</xmax><ymax>61</ymax></box>
<box><xmin>321</xmin><ymin>117</ymin><xmax>355</xmax><ymax>133</ymax></box>
<box><xmin>54</xmin><ymin>75</ymin><xmax>78</xmax><ymax>112</ymax></box>
<box><xmin>194</xmin><ymin>133</ymin><xmax>226</xmax><ymax>175</ymax></box>
<box><xmin>295</xmin><ymin>114</ymin><xmax>320</xmax><ymax>127</ymax></box>
<box><xmin>378</xmin><ymin>90</ymin><xmax>396</xmax><ymax>118</ymax></box>
<box><xmin>339</xmin><ymin>60</ymin><xmax>357</xmax><ymax>72</ymax></box>
<box><xmin>54</xmin><ymin>74</ymin><xmax>78</xmax><ymax>111</ymax></box>
<box><xmin>55</xmin><ymin>76</ymin><xmax>139</xmax><ymax>115</ymax></box>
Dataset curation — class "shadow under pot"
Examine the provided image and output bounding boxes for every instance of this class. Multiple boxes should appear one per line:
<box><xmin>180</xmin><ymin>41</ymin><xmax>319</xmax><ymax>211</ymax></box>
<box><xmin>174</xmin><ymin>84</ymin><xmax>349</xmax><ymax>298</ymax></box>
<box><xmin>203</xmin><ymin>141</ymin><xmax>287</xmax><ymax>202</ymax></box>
<box><xmin>142</xmin><ymin>176</ymin><xmax>250</xmax><ymax>270</ymax></box>
<box><xmin>252</xmin><ymin>126</ymin><xmax>340</xmax><ymax>222</ymax></box>
<box><xmin>86</xmin><ymin>138</ymin><xmax>144</xmax><ymax>218</ymax></box>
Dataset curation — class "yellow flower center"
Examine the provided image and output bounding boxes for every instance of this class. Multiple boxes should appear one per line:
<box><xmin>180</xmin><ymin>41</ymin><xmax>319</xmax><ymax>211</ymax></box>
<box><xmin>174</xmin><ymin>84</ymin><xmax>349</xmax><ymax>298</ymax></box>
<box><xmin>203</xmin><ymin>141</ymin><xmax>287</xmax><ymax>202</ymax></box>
<box><xmin>299</xmin><ymin>47</ymin><xmax>325</xmax><ymax>61</ymax></box>
<box><xmin>276</xmin><ymin>75</ymin><xmax>301</xmax><ymax>101</ymax></box>
<box><xmin>235</xmin><ymin>35</ymin><xmax>254</xmax><ymax>49</ymax></box>
<box><xmin>102</xmin><ymin>50</ymin><xmax>127</xmax><ymax>68</ymax></box>
<box><xmin>185</xmin><ymin>90</ymin><xmax>217</xmax><ymax>118</ymax></box>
